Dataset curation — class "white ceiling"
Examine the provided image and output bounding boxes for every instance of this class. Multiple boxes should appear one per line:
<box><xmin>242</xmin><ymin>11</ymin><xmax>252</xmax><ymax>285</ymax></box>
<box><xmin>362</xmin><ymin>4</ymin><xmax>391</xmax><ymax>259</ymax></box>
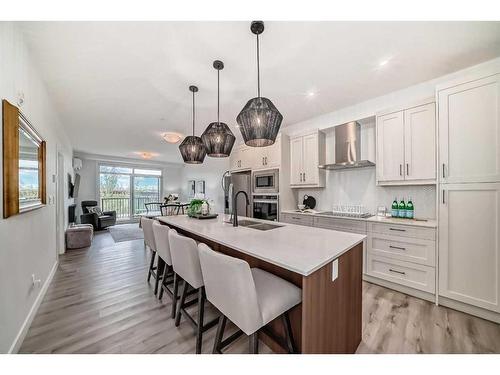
<box><xmin>20</xmin><ymin>21</ymin><xmax>500</xmax><ymax>163</ymax></box>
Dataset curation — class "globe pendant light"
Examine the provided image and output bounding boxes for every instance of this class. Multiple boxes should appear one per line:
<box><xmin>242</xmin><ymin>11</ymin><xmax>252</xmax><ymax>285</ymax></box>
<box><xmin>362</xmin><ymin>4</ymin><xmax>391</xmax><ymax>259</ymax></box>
<box><xmin>179</xmin><ymin>85</ymin><xmax>206</xmax><ymax>164</ymax></box>
<box><xmin>237</xmin><ymin>21</ymin><xmax>283</xmax><ymax>147</ymax></box>
<box><xmin>201</xmin><ymin>60</ymin><xmax>235</xmax><ymax>157</ymax></box>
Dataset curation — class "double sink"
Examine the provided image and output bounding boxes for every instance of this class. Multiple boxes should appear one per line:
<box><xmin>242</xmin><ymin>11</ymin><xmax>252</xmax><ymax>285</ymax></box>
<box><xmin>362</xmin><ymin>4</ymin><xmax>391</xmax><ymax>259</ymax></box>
<box><xmin>234</xmin><ymin>219</ymin><xmax>282</xmax><ymax>231</ymax></box>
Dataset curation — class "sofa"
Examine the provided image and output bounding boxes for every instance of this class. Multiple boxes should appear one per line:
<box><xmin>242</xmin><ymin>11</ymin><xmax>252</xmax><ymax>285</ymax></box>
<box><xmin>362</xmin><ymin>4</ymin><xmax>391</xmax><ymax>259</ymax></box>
<box><xmin>80</xmin><ymin>200</ymin><xmax>117</xmax><ymax>230</ymax></box>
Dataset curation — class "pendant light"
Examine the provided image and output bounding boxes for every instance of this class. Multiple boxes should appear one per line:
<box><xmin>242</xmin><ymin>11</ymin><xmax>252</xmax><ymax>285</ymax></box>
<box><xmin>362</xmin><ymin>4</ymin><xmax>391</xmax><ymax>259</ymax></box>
<box><xmin>179</xmin><ymin>85</ymin><xmax>206</xmax><ymax>164</ymax></box>
<box><xmin>201</xmin><ymin>60</ymin><xmax>236</xmax><ymax>157</ymax></box>
<box><xmin>237</xmin><ymin>21</ymin><xmax>283</xmax><ymax>147</ymax></box>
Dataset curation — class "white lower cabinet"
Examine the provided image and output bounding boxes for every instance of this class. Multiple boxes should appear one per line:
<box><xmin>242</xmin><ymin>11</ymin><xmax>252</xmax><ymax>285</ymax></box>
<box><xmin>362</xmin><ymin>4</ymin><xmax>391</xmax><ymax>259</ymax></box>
<box><xmin>367</xmin><ymin>254</ymin><xmax>436</xmax><ymax>294</ymax></box>
<box><xmin>280</xmin><ymin>213</ymin><xmax>314</xmax><ymax>226</ymax></box>
<box><xmin>438</xmin><ymin>183</ymin><xmax>500</xmax><ymax>313</ymax></box>
<box><xmin>366</xmin><ymin>222</ymin><xmax>437</xmax><ymax>295</ymax></box>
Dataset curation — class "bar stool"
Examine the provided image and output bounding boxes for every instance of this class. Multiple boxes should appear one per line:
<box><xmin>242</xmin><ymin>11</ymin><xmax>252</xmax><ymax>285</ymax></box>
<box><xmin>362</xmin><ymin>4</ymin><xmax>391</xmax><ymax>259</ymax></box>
<box><xmin>198</xmin><ymin>243</ymin><xmax>302</xmax><ymax>354</ymax></box>
<box><xmin>152</xmin><ymin>221</ymin><xmax>178</xmax><ymax>314</ymax></box>
<box><xmin>168</xmin><ymin>230</ymin><xmax>219</xmax><ymax>354</ymax></box>
<box><xmin>141</xmin><ymin>217</ymin><xmax>163</xmax><ymax>296</ymax></box>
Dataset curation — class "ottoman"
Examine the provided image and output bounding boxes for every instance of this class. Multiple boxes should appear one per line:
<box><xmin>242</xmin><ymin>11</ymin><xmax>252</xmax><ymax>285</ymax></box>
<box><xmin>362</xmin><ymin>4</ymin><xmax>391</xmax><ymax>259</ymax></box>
<box><xmin>66</xmin><ymin>224</ymin><xmax>94</xmax><ymax>249</ymax></box>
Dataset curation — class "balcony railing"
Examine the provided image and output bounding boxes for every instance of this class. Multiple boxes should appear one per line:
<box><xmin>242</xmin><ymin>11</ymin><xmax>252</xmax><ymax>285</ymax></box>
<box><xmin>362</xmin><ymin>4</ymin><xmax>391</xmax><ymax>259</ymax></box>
<box><xmin>101</xmin><ymin>195</ymin><xmax>160</xmax><ymax>220</ymax></box>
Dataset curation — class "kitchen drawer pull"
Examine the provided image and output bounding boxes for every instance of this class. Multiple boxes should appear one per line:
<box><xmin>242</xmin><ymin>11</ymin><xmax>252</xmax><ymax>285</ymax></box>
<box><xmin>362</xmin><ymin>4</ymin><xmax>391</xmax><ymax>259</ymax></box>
<box><xmin>442</xmin><ymin>189</ymin><xmax>445</xmax><ymax>204</ymax></box>
<box><xmin>389</xmin><ymin>268</ymin><xmax>406</xmax><ymax>275</ymax></box>
<box><xmin>389</xmin><ymin>245</ymin><xmax>406</xmax><ymax>251</ymax></box>
<box><xmin>399</xmin><ymin>164</ymin><xmax>402</xmax><ymax>176</ymax></box>
<box><xmin>389</xmin><ymin>228</ymin><xmax>406</xmax><ymax>232</ymax></box>
<box><xmin>303</xmin><ymin>172</ymin><xmax>306</xmax><ymax>181</ymax></box>
<box><xmin>442</xmin><ymin>163</ymin><xmax>445</xmax><ymax>179</ymax></box>
<box><xmin>406</xmin><ymin>163</ymin><xmax>409</xmax><ymax>176</ymax></box>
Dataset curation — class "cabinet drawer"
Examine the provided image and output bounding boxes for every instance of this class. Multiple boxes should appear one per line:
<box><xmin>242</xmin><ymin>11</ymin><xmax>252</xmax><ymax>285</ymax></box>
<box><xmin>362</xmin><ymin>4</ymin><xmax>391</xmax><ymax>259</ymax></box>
<box><xmin>280</xmin><ymin>213</ymin><xmax>314</xmax><ymax>227</ymax></box>
<box><xmin>313</xmin><ymin>216</ymin><xmax>367</xmax><ymax>233</ymax></box>
<box><xmin>368</xmin><ymin>233</ymin><xmax>435</xmax><ymax>266</ymax></box>
<box><xmin>367</xmin><ymin>222</ymin><xmax>435</xmax><ymax>240</ymax></box>
<box><xmin>367</xmin><ymin>254</ymin><xmax>435</xmax><ymax>293</ymax></box>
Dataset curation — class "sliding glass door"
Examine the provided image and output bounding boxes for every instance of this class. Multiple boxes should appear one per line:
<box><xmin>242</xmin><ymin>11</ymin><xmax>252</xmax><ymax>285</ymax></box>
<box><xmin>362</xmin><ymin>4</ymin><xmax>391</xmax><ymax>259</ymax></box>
<box><xmin>99</xmin><ymin>165</ymin><xmax>162</xmax><ymax>221</ymax></box>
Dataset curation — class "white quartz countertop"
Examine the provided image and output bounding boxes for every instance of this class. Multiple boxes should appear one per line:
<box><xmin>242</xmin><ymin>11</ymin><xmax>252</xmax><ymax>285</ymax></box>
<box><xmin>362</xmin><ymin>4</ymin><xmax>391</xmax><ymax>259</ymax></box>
<box><xmin>158</xmin><ymin>214</ymin><xmax>365</xmax><ymax>276</ymax></box>
<box><xmin>281</xmin><ymin>210</ymin><xmax>437</xmax><ymax>228</ymax></box>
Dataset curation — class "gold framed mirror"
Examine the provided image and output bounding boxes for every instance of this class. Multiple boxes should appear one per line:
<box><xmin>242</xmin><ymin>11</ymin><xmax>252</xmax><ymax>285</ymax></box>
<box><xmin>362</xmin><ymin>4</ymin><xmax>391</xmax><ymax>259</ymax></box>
<box><xmin>2</xmin><ymin>99</ymin><xmax>46</xmax><ymax>218</ymax></box>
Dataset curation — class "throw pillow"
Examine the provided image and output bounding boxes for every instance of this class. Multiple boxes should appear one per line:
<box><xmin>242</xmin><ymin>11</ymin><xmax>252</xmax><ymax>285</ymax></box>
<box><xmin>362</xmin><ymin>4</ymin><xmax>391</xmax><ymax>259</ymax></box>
<box><xmin>87</xmin><ymin>206</ymin><xmax>103</xmax><ymax>215</ymax></box>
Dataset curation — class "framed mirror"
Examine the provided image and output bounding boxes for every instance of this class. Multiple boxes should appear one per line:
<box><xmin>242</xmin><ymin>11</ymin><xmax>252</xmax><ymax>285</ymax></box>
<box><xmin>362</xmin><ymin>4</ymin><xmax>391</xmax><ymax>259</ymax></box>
<box><xmin>3</xmin><ymin>100</ymin><xmax>46</xmax><ymax>218</ymax></box>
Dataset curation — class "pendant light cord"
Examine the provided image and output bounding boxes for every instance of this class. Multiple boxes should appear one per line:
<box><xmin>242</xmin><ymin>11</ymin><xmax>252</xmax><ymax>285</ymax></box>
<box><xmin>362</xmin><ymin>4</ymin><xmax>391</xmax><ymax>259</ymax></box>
<box><xmin>256</xmin><ymin>33</ymin><xmax>261</xmax><ymax>98</ymax></box>
<box><xmin>192</xmin><ymin>90</ymin><xmax>195</xmax><ymax>136</ymax></box>
<box><xmin>217</xmin><ymin>68</ymin><xmax>220</xmax><ymax>125</ymax></box>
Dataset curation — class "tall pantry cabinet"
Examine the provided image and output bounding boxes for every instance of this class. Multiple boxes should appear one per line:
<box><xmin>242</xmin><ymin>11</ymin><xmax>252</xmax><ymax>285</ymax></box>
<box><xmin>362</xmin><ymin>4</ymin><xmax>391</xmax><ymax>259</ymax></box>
<box><xmin>437</xmin><ymin>72</ymin><xmax>500</xmax><ymax>318</ymax></box>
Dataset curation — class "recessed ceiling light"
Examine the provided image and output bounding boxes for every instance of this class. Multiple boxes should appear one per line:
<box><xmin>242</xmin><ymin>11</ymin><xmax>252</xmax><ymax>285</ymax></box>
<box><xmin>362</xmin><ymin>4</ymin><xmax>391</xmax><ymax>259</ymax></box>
<box><xmin>378</xmin><ymin>58</ymin><xmax>390</xmax><ymax>67</ymax></box>
<box><xmin>162</xmin><ymin>132</ymin><xmax>183</xmax><ymax>144</ymax></box>
<box><xmin>307</xmin><ymin>91</ymin><xmax>316</xmax><ymax>97</ymax></box>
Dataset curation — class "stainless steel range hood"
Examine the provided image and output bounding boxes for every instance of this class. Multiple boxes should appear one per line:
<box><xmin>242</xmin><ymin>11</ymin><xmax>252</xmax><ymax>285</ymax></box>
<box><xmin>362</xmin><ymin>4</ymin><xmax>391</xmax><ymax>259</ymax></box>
<box><xmin>318</xmin><ymin>121</ymin><xmax>375</xmax><ymax>170</ymax></box>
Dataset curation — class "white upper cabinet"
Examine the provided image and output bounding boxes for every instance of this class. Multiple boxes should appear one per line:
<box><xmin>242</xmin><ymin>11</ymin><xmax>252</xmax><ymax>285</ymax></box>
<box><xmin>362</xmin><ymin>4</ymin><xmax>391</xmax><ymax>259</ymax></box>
<box><xmin>438</xmin><ymin>74</ymin><xmax>500</xmax><ymax>184</ymax></box>
<box><xmin>439</xmin><ymin>182</ymin><xmax>500</xmax><ymax>313</ymax></box>
<box><xmin>377</xmin><ymin>101</ymin><xmax>436</xmax><ymax>185</ymax></box>
<box><xmin>404</xmin><ymin>103</ymin><xmax>436</xmax><ymax>181</ymax></box>
<box><xmin>377</xmin><ymin>111</ymin><xmax>405</xmax><ymax>182</ymax></box>
<box><xmin>290</xmin><ymin>131</ymin><xmax>325</xmax><ymax>187</ymax></box>
<box><xmin>253</xmin><ymin>134</ymin><xmax>281</xmax><ymax>170</ymax></box>
<box><xmin>230</xmin><ymin>145</ymin><xmax>253</xmax><ymax>171</ymax></box>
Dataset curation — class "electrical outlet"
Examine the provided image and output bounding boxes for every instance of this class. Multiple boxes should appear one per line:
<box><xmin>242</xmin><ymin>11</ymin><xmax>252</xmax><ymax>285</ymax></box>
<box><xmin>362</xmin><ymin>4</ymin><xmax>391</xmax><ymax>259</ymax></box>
<box><xmin>32</xmin><ymin>274</ymin><xmax>42</xmax><ymax>288</ymax></box>
<box><xmin>331</xmin><ymin>259</ymin><xmax>339</xmax><ymax>281</ymax></box>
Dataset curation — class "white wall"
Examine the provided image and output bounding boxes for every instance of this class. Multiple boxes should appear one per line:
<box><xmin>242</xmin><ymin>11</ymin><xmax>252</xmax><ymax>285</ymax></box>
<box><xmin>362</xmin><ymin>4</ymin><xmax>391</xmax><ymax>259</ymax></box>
<box><xmin>0</xmin><ymin>23</ymin><xmax>74</xmax><ymax>353</ymax></box>
<box><xmin>285</xmin><ymin>57</ymin><xmax>500</xmax><ymax>219</ymax></box>
<box><xmin>73</xmin><ymin>152</ymin><xmax>228</xmax><ymax>216</ymax></box>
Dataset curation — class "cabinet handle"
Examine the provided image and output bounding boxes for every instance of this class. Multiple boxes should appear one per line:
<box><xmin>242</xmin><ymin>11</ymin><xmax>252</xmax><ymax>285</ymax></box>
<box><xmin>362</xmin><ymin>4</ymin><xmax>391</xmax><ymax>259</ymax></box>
<box><xmin>303</xmin><ymin>172</ymin><xmax>306</xmax><ymax>181</ymax></box>
<box><xmin>389</xmin><ymin>268</ymin><xmax>406</xmax><ymax>275</ymax></box>
<box><xmin>389</xmin><ymin>245</ymin><xmax>406</xmax><ymax>251</ymax></box>
<box><xmin>406</xmin><ymin>163</ymin><xmax>409</xmax><ymax>176</ymax></box>
<box><xmin>265</xmin><ymin>157</ymin><xmax>268</xmax><ymax>165</ymax></box>
<box><xmin>442</xmin><ymin>189</ymin><xmax>445</xmax><ymax>204</ymax></box>
<box><xmin>389</xmin><ymin>228</ymin><xmax>406</xmax><ymax>232</ymax></box>
<box><xmin>399</xmin><ymin>164</ymin><xmax>402</xmax><ymax>176</ymax></box>
<box><xmin>442</xmin><ymin>163</ymin><xmax>445</xmax><ymax>179</ymax></box>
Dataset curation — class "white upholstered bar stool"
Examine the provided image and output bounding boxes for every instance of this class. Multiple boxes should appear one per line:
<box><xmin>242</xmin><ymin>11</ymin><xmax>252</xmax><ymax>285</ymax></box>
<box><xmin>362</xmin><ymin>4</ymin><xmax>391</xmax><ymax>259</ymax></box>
<box><xmin>141</xmin><ymin>217</ymin><xmax>163</xmax><ymax>296</ymax></box>
<box><xmin>198</xmin><ymin>243</ymin><xmax>302</xmax><ymax>354</ymax></box>
<box><xmin>168</xmin><ymin>230</ymin><xmax>219</xmax><ymax>354</ymax></box>
<box><xmin>152</xmin><ymin>221</ymin><xmax>178</xmax><ymax>315</ymax></box>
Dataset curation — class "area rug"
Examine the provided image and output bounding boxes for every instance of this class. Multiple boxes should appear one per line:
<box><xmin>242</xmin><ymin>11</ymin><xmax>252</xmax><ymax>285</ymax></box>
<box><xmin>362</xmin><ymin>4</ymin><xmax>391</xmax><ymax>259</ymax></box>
<box><xmin>108</xmin><ymin>223</ymin><xmax>144</xmax><ymax>243</ymax></box>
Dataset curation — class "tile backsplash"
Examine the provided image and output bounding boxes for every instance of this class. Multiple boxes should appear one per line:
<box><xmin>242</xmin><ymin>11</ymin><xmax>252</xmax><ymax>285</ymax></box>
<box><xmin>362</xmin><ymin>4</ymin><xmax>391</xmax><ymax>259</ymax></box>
<box><xmin>296</xmin><ymin>167</ymin><xmax>436</xmax><ymax>219</ymax></box>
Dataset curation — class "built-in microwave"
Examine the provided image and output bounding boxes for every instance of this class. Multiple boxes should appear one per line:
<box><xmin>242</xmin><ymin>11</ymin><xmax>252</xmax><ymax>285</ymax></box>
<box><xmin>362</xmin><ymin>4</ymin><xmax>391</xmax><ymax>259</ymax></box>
<box><xmin>253</xmin><ymin>169</ymin><xmax>279</xmax><ymax>194</ymax></box>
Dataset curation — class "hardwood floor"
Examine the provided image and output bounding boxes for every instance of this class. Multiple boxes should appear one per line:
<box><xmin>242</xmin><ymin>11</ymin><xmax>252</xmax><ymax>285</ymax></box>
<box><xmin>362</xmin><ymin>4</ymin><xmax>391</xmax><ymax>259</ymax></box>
<box><xmin>19</xmin><ymin>228</ymin><xmax>500</xmax><ymax>354</ymax></box>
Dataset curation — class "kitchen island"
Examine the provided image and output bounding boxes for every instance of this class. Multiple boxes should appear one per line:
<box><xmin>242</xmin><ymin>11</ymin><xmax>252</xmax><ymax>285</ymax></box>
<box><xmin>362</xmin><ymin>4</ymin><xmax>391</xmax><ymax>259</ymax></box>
<box><xmin>158</xmin><ymin>214</ymin><xmax>365</xmax><ymax>354</ymax></box>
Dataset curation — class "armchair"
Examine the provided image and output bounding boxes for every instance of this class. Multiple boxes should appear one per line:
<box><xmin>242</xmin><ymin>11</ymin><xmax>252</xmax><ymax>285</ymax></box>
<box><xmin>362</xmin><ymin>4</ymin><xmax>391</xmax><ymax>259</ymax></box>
<box><xmin>80</xmin><ymin>200</ymin><xmax>117</xmax><ymax>230</ymax></box>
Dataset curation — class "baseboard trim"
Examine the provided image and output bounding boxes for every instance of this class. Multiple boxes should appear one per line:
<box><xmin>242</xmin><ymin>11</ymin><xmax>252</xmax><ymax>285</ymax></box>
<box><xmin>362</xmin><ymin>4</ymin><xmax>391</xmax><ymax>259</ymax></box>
<box><xmin>8</xmin><ymin>260</ymin><xmax>58</xmax><ymax>353</ymax></box>
<box><xmin>438</xmin><ymin>296</ymin><xmax>500</xmax><ymax>324</ymax></box>
<box><xmin>363</xmin><ymin>274</ymin><xmax>436</xmax><ymax>303</ymax></box>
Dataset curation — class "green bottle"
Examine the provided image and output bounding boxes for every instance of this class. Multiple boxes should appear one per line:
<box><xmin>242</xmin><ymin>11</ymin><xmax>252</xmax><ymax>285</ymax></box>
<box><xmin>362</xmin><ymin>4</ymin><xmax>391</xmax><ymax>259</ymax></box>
<box><xmin>391</xmin><ymin>197</ymin><xmax>398</xmax><ymax>218</ymax></box>
<box><xmin>398</xmin><ymin>198</ymin><xmax>406</xmax><ymax>218</ymax></box>
<box><xmin>406</xmin><ymin>197</ymin><xmax>414</xmax><ymax>219</ymax></box>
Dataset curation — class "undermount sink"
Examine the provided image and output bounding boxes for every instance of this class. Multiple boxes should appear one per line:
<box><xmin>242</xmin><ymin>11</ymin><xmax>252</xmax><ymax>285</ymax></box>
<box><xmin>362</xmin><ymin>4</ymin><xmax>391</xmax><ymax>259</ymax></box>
<box><xmin>234</xmin><ymin>219</ymin><xmax>282</xmax><ymax>231</ymax></box>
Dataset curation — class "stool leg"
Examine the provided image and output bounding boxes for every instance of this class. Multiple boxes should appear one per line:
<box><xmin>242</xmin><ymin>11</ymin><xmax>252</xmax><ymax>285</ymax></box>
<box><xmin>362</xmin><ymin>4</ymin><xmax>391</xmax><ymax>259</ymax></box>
<box><xmin>147</xmin><ymin>251</ymin><xmax>156</xmax><ymax>283</ymax></box>
<box><xmin>154</xmin><ymin>257</ymin><xmax>165</xmax><ymax>296</ymax></box>
<box><xmin>175</xmin><ymin>280</ymin><xmax>189</xmax><ymax>327</ymax></box>
<box><xmin>212</xmin><ymin>315</ymin><xmax>227</xmax><ymax>354</ymax></box>
<box><xmin>195</xmin><ymin>287</ymin><xmax>205</xmax><ymax>354</ymax></box>
<box><xmin>282</xmin><ymin>311</ymin><xmax>296</xmax><ymax>354</ymax></box>
<box><xmin>159</xmin><ymin>265</ymin><xmax>168</xmax><ymax>300</ymax></box>
<box><xmin>249</xmin><ymin>332</ymin><xmax>259</xmax><ymax>354</ymax></box>
<box><xmin>171</xmin><ymin>273</ymin><xmax>179</xmax><ymax>319</ymax></box>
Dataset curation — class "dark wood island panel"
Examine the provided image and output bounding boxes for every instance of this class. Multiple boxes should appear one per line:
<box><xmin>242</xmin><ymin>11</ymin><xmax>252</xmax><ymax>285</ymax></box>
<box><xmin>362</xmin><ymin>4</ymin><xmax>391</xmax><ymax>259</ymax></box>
<box><xmin>164</xmin><ymin>222</ymin><xmax>363</xmax><ymax>354</ymax></box>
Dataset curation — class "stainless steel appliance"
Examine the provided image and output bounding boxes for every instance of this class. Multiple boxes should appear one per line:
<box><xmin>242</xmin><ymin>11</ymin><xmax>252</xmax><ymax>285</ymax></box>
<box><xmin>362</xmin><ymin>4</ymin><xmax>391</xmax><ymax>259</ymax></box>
<box><xmin>222</xmin><ymin>170</ymin><xmax>252</xmax><ymax>217</ymax></box>
<box><xmin>318</xmin><ymin>121</ymin><xmax>375</xmax><ymax>170</ymax></box>
<box><xmin>252</xmin><ymin>169</ymin><xmax>279</xmax><ymax>194</ymax></box>
<box><xmin>253</xmin><ymin>194</ymin><xmax>279</xmax><ymax>221</ymax></box>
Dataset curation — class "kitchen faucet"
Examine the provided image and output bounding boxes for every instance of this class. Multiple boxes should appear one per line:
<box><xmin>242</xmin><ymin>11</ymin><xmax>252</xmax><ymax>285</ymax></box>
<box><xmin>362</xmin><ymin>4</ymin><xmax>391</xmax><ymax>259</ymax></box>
<box><xmin>232</xmin><ymin>190</ymin><xmax>250</xmax><ymax>227</ymax></box>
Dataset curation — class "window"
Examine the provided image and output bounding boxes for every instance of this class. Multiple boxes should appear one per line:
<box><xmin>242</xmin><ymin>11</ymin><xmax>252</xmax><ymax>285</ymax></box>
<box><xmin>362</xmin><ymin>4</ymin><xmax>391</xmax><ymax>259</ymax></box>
<box><xmin>98</xmin><ymin>164</ymin><xmax>162</xmax><ymax>220</ymax></box>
